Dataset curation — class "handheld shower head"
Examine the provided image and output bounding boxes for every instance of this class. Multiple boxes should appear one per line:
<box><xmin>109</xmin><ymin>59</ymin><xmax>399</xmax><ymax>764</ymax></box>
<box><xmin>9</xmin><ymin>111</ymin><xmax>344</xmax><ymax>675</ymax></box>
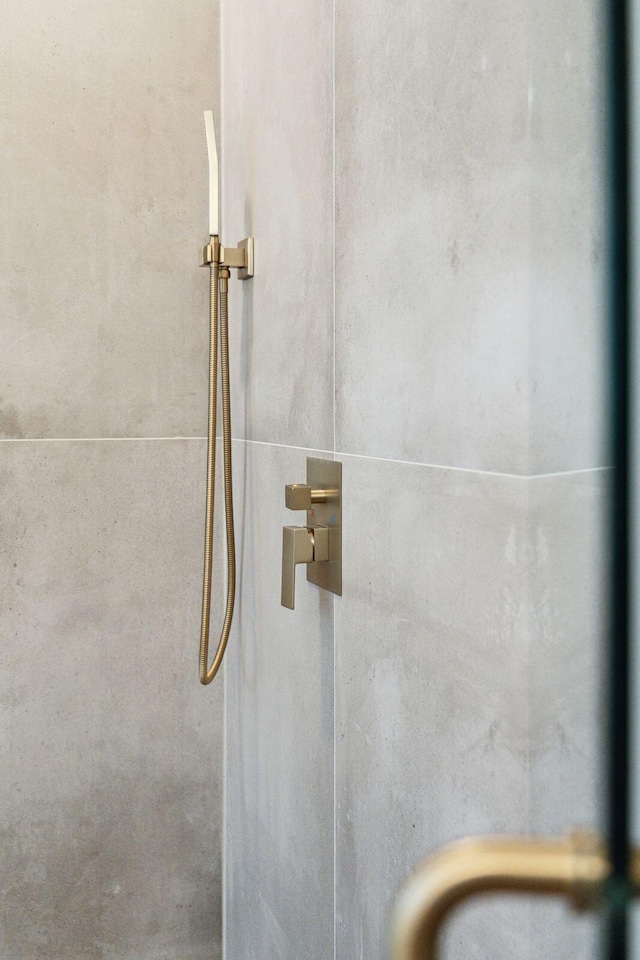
<box><xmin>203</xmin><ymin>110</ymin><xmax>219</xmax><ymax>237</ymax></box>
<box><xmin>197</xmin><ymin>112</ymin><xmax>253</xmax><ymax>686</ymax></box>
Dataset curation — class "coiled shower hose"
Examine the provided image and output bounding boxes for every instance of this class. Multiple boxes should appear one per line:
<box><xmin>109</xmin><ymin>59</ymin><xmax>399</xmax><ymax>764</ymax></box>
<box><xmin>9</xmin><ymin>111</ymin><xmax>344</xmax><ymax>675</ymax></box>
<box><xmin>199</xmin><ymin>248</ymin><xmax>236</xmax><ymax>684</ymax></box>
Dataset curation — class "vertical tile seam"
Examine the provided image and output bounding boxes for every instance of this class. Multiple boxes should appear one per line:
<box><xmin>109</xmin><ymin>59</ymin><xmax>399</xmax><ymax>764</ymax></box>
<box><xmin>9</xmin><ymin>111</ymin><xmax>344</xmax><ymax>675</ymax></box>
<box><xmin>524</xmin><ymin>476</ymin><xmax>533</xmax><ymax>838</ymax></box>
<box><xmin>220</xmin><ymin>4</ymin><xmax>227</xmax><ymax>958</ymax></box>
<box><xmin>524</xmin><ymin>22</ymin><xmax>534</xmax><ymax>953</ymax></box>
<box><xmin>332</xmin><ymin>0</ymin><xmax>337</xmax><ymax>458</ymax></box>
<box><xmin>332</xmin><ymin>2</ymin><xmax>337</xmax><ymax>959</ymax></box>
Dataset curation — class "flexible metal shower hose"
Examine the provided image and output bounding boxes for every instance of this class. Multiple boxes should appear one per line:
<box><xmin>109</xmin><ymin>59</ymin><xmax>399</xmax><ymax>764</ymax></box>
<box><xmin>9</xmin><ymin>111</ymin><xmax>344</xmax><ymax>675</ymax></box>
<box><xmin>199</xmin><ymin>255</ymin><xmax>236</xmax><ymax>684</ymax></box>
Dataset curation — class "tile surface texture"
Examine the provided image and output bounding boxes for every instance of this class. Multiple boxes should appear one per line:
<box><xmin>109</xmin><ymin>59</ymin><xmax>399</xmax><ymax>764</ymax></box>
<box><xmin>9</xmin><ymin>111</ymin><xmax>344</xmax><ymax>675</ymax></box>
<box><xmin>225</xmin><ymin>440</ymin><xmax>334</xmax><ymax>960</ymax></box>
<box><xmin>221</xmin><ymin>0</ymin><xmax>334</xmax><ymax>450</ymax></box>
<box><xmin>335</xmin><ymin>457</ymin><xmax>607</xmax><ymax>960</ymax></box>
<box><xmin>0</xmin><ymin>439</ymin><xmax>222</xmax><ymax>960</ymax></box>
<box><xmin>527</xmin><ymin>0</ymin><xmax>607</xmax><ymax>474</ymax></box>
<box><xmin>526</xmin><ymin>471</ymin><xmax>607</xmax><ymax>959</ymax></box>
<box><xmin>0</xmin><ymin>2</ymin><xmax>605</xmax><ymax>960</ymax></box>
<box><xmin>221</xmin><ymin>0</ymin><xmax>606</xmax><ymax>955</ymax></box>
<box><xmin>0</xmin><ymin>0</ymin><xmax>218</xmax><ymax>439</ymax></box>
<box><xmin>335</xmin><ymin>0</ymin><xmax>606</xmax><ymax>474</ymax></box>
<box><xmin>336</xmin><ymin>456</ymin><xmax>533</xmax><ymax>960</ymax></box>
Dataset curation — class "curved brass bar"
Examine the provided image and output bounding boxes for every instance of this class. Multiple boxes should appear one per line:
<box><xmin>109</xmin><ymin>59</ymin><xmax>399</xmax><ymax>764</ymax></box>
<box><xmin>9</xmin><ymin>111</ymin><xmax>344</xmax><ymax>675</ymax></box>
<box><xmin>390</xmin><ymin>833</ymin><xmax>611</xmax><ymax>960</ymax></box>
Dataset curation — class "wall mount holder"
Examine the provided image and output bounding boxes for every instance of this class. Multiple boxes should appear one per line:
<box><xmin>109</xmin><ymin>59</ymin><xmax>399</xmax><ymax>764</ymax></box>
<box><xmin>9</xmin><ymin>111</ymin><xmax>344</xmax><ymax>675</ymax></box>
<box><xmin>200</xmin><ymin>237</ymin><xmax>254</xmax><ymax>280</ymax></box>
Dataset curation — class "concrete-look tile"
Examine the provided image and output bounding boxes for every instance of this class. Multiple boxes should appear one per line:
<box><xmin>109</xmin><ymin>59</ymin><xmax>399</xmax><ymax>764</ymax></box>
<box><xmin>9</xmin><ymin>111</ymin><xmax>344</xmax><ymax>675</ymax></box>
<box><xmin>0</xmin><ymin>439</ymin><xmax>222</xmax><ymax>960</ymax></box>
<box><xmin>336</xmin><ymin>455</ymin><xmax>534</xmax><ymax>960</ymax></box>
<box><xmin>335</xmin><ymin>0</ymin><xmax>605</xmax><ymax>475</ymax></box>
<box><xmin>221</xmin><ymin>0</ymin><xmax>334</xmax><ymax>449</ymax></box>
<box><xmin>225</xmin><ymin>440</ymin><xmax>334</xmax><ymax>960</ymax></box>
<box><xmin>526</xmin><ymin>470</ymin><xmax>608</xmax><ymax>960</ymax></box>
<box><xmin>527</xmin><ymin>0</ymin><xmax>607</xmax><ymax>474</ymax></box>
<box><xmin>336</xmin><ymin>0</ymin><xmax>531</xmax><ymax>472</ymax></box>
<box><xmin>0</xmin><ymin>0</ymin><xmax>218</xmax><ymax>439</ymax></box>
<box><xmin>528</xmin><ymin>471</ymin><xmax>607</xmax><ymax>833</ymax></box>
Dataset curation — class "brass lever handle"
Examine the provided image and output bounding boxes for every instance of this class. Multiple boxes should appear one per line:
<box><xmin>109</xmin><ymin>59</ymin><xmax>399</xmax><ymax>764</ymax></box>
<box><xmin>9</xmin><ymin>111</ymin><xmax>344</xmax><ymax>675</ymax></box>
<box><xmin>390</xmin><ymin>832</ymin><xmax>630</xmax><ymax>960</ymax></box>
<box><xmin>281</xmin><ymin>525</ymin><xmax>329</xmax><ymax>609</ymax></box>
<box><xmin>285</xmin><ymin>484</ymin><xmax>329</xmax><ymax>511</ymax></box>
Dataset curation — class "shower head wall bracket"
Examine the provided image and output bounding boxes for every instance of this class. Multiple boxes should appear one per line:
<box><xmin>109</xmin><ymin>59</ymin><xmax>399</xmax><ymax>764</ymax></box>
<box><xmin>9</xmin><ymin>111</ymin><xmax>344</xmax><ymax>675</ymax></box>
<box><xmin>199</xmin><ymin>237</ymin><xmax>254</xmax><ymax>279</ymax></box>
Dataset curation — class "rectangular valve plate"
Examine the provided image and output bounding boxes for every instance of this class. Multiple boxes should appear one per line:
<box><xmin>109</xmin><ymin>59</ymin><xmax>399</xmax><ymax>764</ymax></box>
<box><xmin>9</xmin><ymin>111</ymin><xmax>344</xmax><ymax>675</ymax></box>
<box><xmin>306</xmin><ymin>457</ymin><xmax>342</xmax><ymax>597</ymax></box>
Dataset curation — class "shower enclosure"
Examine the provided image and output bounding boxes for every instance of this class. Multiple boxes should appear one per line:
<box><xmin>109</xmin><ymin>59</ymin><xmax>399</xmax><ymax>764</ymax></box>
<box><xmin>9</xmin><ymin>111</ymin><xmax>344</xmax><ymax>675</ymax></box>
<box><xmin>1</xmin><ymin>0</ymin><xmax>637</xmax><ymax>959</ymax></box>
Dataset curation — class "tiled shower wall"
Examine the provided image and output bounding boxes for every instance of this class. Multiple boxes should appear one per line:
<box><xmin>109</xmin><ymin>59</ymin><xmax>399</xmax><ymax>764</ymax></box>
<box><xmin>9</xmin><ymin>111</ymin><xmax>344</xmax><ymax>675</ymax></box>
<box><xmin>222</xmin><ymin>2</ymin><xmax>607</xmax><ymax>960</ymax></box>
<box><xmin>0</xmin><ymin>2</ymin><xmax>223</xmax><ymax>958</ymax></box>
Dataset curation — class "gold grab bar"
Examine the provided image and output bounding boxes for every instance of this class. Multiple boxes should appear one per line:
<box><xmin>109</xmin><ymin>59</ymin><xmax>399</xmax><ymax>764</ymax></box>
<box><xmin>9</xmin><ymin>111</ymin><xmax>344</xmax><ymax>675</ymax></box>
<box><xmin>391</xmin><ymin>832</ymin><xmax>640</xmax><ymax>960</ymax></box>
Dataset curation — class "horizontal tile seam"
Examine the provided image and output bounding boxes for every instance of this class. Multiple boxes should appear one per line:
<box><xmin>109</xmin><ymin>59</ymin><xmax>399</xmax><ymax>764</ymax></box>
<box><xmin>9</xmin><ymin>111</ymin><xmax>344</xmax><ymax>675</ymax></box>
<box><xmin>0</xmin><ymin>436</ymin><xmax>208</xmax><ymax>443</ymax></box>
<box><xmin>230</xmin><ymin>438</ymin><xmax>613</xmax><ymax>480</ymax></box>
<box><xmin>0</xmin><ymin>435</ymin><xmax>614</xmax><ymax>480</ymax></box>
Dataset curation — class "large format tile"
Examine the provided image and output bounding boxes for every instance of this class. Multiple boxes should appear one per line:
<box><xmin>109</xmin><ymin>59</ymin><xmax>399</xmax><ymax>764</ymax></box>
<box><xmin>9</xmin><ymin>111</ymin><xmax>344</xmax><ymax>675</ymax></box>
<box><xmin>528</xmin><ymin>471</ymin><xmax>607</xmax><ymax>835</ymax></box>
<box><xmin>335</xmin><ymin>455</ymin><xmax>608</xmax><ymax>960</ymax></box>
<box><xmin>336</xmin><ymin>455</ymin><xmax>533</xmax><ymax>960</ymax></box>
<box><xmin>225</xmin><ymin>440</ymin><xmax>334</xmax><ymax>960</ymax></box>
<box><xmin>526</xmin><ymin>470</ymin><xmax>608</xmax><ymax>960</ymax></box>
<box><xmin>221</xmin><ymin>0</ymin><xmax>334</xmax><ymax>449</ymax></box>
<box><xmin>335</xmin><ymin>0</ymin><xmax>605</xmax><ymax>474</ymax></box>
<box><xmin>527</xmin><ymin>0</ymin><xmax>606</xmax><ymax>474</ymax></box>
<box><xmin>335</xmin><ymin>0</ymin><xmax>530</xmax><ymax>472</ymax></box>
<box><xmin>0</xmin><ymin>0</ymin><xmax>218</xmax><ymax>439</ymax></box>
<box><xmin>0</xmin><ymin>439</ymin><xmax>222</xmax><ymax>959</ymax></box>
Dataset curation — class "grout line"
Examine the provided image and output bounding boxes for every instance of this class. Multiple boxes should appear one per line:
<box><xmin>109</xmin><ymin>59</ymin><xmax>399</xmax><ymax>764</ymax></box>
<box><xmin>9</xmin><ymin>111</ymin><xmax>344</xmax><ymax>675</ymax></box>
<box><xmin>232</xmin><ymin>437</ymin><xmax>336</xmax><ymax>456</ymax></box>
<box><xmin>219</xmin><ymin>5</ymin><xmax>227</xmax><ymax>959</ymax></box>
<box><xmin>332</xmin><ymin>0</ymin><xmax>337</xmax><ymax>462</ymax></box>
<box><xmin>0</xmin><ymin>434</ymin><xmax>614</xmax><ymax>480</ymax></box>
<box><xmin>334</xmin><ymin>454</ymin><xmax>614</xmax><ymax>480</ymax></box>
<box><xmin>0</xmin><ymin>436</ymin><xmax>208</xmax><ymax>443</ymax></box>
<box><xmin>525</xmin><ymin>466</ymin><xmax>614</xmax><ymax>479</ymax></box>
<box><xmin>230</xmin><ymin>438</ymin><xmax>613</xmax><ymax>480</ymax></box>
<box><xmin>331</xmin><ymin>6</ymin><xmax>337</xmax><ymax>958</ymax></box>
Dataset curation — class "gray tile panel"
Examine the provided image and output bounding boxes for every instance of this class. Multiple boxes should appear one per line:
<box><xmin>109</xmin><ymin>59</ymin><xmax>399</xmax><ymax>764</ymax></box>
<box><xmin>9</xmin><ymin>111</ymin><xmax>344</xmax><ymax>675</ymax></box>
<box><xmin>0</xmin><ymin>0</ymin><xmax>218</xmax><ymax>439</ymax></box>
<box><xmin>0</xmin><ymin>438</ymin><xmax>222</xmax><ymax>959</ymax></box>
<box><xmin>221</xmin><ymin>0</ymin><xmax>334</xmax><ymax>450</ymax></box>
<box><xmin>224</xmin><ymin>440</ymin><xmax>335</xmax><ymax>960</ymax></box>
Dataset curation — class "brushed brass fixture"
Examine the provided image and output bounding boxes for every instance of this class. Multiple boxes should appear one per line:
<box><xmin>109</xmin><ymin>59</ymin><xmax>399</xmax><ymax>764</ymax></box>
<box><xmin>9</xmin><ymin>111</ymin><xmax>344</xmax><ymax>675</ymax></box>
<box><xmin>390</xmin><ymin>831</ymin><xmax>640</xmax><ymax>960</ymax></box>
<box><xmin>203</xmin><ymin>110</ymin><xmax>219</xmax><ymax>237</ymax></box>
<box><xmin>281</xmin><ymin>525</ymin><xmax>329</xmax><ymax>609</ymax></box>
<box><xmin>197</xmin><ymin>109</ymin><xmax>254</xmax><ymax>685</ymax></box>
<box><xmin>285</xmin><ymin>484</ymin><xmax>330</xmax><ymax>510</ymax></box>
<box><xmin>281</xmin><ymin>458</ymin><xmax>342</xmax><ymax>609</ymax></box>
<box><xmin>200</xmin><ymin>237</ymin><xmax>254</xmax><ymax>278</ymax></box>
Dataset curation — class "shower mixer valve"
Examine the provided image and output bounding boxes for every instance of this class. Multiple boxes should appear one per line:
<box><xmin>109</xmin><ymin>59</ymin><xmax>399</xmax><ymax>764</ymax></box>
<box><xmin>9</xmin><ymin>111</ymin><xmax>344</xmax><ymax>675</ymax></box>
<box><xmin>281</xmin><ymin>458</ymin><xmax>342</xmax><ymax>610</ymax></box>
